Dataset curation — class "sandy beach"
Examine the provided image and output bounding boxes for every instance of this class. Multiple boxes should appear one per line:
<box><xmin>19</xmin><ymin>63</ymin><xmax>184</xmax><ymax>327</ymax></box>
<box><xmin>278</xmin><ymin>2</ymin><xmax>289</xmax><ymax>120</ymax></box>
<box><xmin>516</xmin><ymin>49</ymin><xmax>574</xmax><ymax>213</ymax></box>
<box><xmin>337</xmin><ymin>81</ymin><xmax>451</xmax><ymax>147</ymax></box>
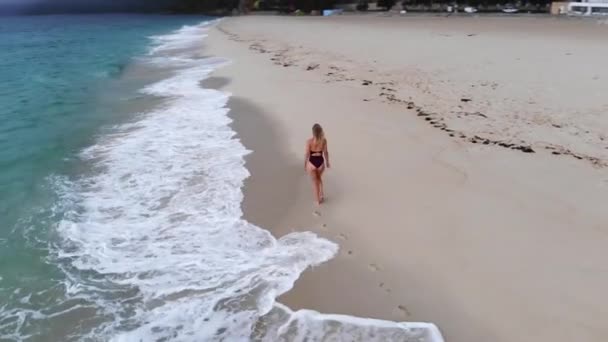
<box><xmin>203</xmin><ymin>15</ymin><xmax>608</xmax><ymax>342</ymax></box>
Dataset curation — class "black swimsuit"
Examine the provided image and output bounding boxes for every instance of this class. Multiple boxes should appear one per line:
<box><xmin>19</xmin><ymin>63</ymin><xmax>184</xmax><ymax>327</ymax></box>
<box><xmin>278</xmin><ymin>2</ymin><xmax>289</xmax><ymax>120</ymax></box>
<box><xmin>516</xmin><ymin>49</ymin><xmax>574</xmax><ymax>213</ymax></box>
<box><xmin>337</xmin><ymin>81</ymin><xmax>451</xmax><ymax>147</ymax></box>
<box><xmin>309</xmin><ymin>150</ymin><xmax>324</xmax><ymax>169</ymax></box>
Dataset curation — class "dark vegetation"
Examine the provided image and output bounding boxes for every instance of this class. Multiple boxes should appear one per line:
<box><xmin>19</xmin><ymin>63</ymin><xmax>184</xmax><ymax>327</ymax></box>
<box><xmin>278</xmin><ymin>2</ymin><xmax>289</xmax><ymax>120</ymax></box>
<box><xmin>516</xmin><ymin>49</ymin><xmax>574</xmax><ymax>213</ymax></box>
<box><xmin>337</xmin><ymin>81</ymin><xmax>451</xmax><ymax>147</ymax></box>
<box><xmin>397</xmin><ymin>0</ymin><xmax>551</xmax><ymax>12</ymax></box>
<box><xmin>0</xmin><ymin>0</ymin><xmax>551</xmax><ymax>15</ymax></box>
<box><xmin>347</xmin><ymin>0</ymin><xmax>551</xmax><ymax>12</ymax></box>
<box><xmin>170</xmin><ymin>0</ymin><xmax>239</xmax><ymax>13</ymax></box>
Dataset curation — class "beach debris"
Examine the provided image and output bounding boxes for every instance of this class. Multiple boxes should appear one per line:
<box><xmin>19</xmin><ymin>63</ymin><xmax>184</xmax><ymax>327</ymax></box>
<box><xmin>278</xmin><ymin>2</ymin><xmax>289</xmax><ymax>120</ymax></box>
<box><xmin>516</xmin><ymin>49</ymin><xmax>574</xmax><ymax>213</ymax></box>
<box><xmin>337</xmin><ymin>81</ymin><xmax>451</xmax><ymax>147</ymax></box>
<box><xmin>397</xmin><ymin>305</ymin><xmax>412</xmax><ymax>317</ymax></box>
<box><xmin>362</xmin><ymin>80</ymin><xmax>373</xmax><ymax>86</ymax></box>
<box><xmin>464</xmin><ymin>111</ymin><xmax>487</xmax><ymax>118</ymax></box>
<box><xmin>511</xmin><ymin>145</ymin><xmax>535</xmax><ymax>153</ymax></box>
<box><xmin>306</xmin><ymin>63</ymin><xmax>319</xmax><ymax>71</ymax></box>
<box><xmin>249</xmin><ymin>42</ymin><xmax>268</xmax><ymax>53</ymax></box>
<box><xmin>522</xmin><ymin>147</ymin><xmax>535</xmax><ymax>153</ymax></box>
<box><xmin>460</xmin><ymin>98</ymin><xmax>472</xmax><ymax>103</ymax></box>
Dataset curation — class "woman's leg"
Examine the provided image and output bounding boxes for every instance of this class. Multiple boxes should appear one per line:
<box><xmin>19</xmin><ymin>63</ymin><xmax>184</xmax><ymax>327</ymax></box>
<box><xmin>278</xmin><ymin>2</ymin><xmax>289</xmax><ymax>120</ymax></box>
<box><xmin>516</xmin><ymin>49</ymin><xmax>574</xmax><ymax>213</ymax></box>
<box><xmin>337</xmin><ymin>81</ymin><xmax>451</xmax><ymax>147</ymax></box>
<box><xmin>306</xmin><ymin>162</ymin><xmax>321</xmax><ymax>204</ymax></box>
<box><xmin>317</xmin><ymin>165</ymin><xmax>325</xmax><ymax>202</ymax></box>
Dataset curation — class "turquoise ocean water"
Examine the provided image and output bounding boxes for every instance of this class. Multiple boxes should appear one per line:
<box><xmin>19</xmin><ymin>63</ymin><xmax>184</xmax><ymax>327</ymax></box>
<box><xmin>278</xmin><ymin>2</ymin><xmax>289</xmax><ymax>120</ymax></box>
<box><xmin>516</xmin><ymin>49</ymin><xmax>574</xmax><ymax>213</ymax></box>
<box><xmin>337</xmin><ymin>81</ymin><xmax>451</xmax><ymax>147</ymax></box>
<box><xmin>0</xmin><ymin>14</ymin><xmax>209</xmax><ymax>339</ymax></box>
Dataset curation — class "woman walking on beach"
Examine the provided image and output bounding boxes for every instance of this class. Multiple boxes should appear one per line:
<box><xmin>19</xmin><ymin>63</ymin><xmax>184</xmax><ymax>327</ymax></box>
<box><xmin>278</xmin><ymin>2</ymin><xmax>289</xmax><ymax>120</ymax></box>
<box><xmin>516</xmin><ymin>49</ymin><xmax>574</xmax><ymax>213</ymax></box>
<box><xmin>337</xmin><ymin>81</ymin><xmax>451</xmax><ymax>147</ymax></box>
<box><xmin>305</xmin><ymin>123</ymin><xmax>330</xmax><ymax>205</ymax></box>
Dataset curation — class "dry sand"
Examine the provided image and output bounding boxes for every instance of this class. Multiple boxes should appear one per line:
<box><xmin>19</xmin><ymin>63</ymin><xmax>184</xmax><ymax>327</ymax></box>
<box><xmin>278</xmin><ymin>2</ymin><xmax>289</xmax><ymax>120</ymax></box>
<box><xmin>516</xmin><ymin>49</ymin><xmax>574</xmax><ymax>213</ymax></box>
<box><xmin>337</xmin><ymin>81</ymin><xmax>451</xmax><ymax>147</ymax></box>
<box><xmin>202</xmin><ymin>15</ymin><xmax>608</xmax><ymax>342</ymax></box>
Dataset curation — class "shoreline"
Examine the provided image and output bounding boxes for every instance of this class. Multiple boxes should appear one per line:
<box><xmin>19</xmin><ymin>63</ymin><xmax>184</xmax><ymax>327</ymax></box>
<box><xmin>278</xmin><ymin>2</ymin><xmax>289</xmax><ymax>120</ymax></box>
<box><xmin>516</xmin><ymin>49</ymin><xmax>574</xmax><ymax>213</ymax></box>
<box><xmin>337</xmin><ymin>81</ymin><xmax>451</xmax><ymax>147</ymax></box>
<box><xmin>200</xmin><ymin>76</ymin><xmax>312</xmax><ymax>235</ymax></box>
<box><xmin>204</xmin><ymin>15</ymin><xmax>608</xmax><ymax>342</ymax></box>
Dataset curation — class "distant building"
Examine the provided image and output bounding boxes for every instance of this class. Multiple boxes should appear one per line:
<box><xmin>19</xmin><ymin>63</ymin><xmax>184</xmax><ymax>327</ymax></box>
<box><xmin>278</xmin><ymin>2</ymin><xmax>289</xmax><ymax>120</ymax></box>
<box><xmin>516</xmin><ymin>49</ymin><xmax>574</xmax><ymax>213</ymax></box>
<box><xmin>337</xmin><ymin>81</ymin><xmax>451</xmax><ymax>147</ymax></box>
<box><xmin>559</xmin><ymin>0</ymin><xmax>608</xmax><ymax>15</ymax></box>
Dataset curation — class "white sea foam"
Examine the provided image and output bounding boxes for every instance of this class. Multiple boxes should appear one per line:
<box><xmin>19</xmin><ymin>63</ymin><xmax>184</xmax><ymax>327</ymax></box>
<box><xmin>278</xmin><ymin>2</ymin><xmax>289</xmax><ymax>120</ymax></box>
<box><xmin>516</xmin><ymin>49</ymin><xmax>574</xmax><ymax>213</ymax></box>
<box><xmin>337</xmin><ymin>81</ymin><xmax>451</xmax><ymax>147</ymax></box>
<box><xmin>148</xmin><ymin>21</ymin><xmax>214</xmax><ymax>55</ymax></box>
<box><xmin>54</xmin><ymin>22</ymin><xmax>444</xmax><ymax>341</ymax></box>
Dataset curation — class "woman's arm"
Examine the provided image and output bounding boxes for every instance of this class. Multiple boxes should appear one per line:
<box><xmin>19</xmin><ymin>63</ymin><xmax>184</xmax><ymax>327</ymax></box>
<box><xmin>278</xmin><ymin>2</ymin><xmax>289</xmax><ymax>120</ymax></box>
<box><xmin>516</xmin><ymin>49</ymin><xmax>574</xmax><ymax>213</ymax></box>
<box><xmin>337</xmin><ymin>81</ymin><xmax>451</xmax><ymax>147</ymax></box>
<box><xmin>324</xmin><ymin>139</ymin><xmax>330</xmax><ymax>168</ymax></box>
<box><xmin>304</xmin><ymin>140</ymin><xmax>310</xmax><ymax>170</ymax></box>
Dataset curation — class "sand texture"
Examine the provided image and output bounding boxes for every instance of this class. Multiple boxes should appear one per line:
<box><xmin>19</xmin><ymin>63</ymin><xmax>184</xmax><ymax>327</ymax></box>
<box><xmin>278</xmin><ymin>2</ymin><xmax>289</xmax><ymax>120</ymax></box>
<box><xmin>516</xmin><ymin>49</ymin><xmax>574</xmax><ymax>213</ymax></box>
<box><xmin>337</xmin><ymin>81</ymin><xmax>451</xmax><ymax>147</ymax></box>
<box><xmin>203</xmin><ymin>15</ymin><xmax>608</xmax><ymax>342</ymax></box>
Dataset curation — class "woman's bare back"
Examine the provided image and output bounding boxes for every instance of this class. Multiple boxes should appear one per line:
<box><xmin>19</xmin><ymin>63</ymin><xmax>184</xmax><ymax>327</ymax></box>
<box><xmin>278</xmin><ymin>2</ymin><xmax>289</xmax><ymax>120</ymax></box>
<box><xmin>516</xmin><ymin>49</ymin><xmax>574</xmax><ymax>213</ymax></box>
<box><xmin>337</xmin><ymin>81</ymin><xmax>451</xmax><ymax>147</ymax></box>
<box><xmin>308</xmin><ymin>138</ymin><xmax>325</xmax><ymax>152</ymax></box>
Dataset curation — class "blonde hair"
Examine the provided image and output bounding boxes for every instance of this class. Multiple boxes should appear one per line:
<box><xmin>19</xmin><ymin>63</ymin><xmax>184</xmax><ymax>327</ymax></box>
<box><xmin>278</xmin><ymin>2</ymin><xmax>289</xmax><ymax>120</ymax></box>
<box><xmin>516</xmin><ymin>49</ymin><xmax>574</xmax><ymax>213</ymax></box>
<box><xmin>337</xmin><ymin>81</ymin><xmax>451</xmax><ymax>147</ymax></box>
<box><xmin>312</xmin><ymin>123</ymin><xmax>324</xmax><ymax>144</ymax></box>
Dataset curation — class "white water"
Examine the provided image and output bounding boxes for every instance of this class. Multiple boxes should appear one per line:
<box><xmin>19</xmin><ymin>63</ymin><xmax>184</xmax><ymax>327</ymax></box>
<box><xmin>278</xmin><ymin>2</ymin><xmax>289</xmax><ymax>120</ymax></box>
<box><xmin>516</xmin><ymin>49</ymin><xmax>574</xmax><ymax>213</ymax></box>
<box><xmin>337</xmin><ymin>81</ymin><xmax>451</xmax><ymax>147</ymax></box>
<box><xmin>55</xmin><ymin>21</ymin><xmax>443</xmax><ymax>341</ymax></box>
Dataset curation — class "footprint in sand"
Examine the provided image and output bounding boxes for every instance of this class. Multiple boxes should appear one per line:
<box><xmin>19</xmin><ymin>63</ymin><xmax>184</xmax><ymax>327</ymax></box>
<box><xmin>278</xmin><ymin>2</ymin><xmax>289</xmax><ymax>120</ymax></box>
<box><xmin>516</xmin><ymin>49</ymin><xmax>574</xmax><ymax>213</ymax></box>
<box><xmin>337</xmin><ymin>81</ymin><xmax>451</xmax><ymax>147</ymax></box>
<box><xmin>336</xmin><ymin>233</ymin><xmax>348</xmax><ymax>241</ymax></box>
<box><xmin>341</xmin><ymin>249</ymin><xmax>353</xmax><ymax>257</ymax></box>
<box><xmin>396</xmin><ymin>304</ymin><xmax>412</xmax><ymax>317</ymax></box>
<box><xmin>368</xmin><ymin>263</ymin><xmax>382</xmax><ymax>272</ymax></box>
<box><xmin>313</xmin><ymin>210</ymin><xmax>321</xmax><ymax>217</ymax></box>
